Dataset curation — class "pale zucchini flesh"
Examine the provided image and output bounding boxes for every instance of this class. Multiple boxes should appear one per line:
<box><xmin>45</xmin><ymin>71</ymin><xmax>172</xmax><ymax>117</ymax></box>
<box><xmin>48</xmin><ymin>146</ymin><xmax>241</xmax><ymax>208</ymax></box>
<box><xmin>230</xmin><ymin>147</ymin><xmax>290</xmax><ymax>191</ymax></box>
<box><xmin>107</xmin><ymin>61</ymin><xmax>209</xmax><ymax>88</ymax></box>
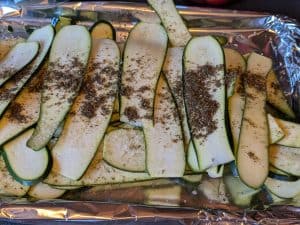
<box><xmin>147</xmin><ymin>0</ymin><xmax>191</xmax><ymax>47</ymax></box>
<box><xmin>237</xmin><ymin>53</ymin><xmax>272</xmax><ymax>188</ymax></box>
<box><xmin>27</xmin><ymin>25</ymin><xmax>91</xmax><ymax>150</ymax></box>
<box><xmin>0</xmin><ymin>38</ymin><xmax>25</xmax><ymax>59</ymax></box>
<box><xmin>187</xmin><ymin>141</ymin><xmax>200</xmax><ymax>172</ymax></box>
<box><xmin>51</xmin><ymin>38</ymin><xmax>120</xmax><ymax>180</ymax></box>
<box><xmin>120</xmin><ymin>22</ymin><xmax>168</xmax><ymax>127</ymax></box>
<box><xmin>144</xmin><ymin>185</ymin><xmax>182</xmax><ymax>206</ymax></box>
<box><xmin>268</xmin><ymin>114</ymin><xmax>285</xmax><ymax>143</ymax></box>
<box><xmin>265</xmin><ymin>177</ymin><xmax>300</xmax><ymax>199</ymax></box>
<box><xmin>0</xmin><ymin>25</ymin><xmax>54</xmax><ymax>116</ymax></box>
<box><xmin>0</xmin><ymin>63</ymin><xmax>45</xmax><ymax>145</ymax></box>
<box><xmin>269</xmin><ymin>164</ymin><xmax>289</xmax><ymax>176</ymax></box>
<box><xmin>103</xmin><ymin>128</ymin><xmax>146</xmax><ymax>172</ymax></box>
<box><xmin>0</xmin><ymin>42</ymin><xmax>39</xmax><ymax>87</ymax></box>
<box><xmin>90</xmin><ymin>21</ymin><xmax>115</xmax><ymax>40</ymax></box>
<box><xmin>2</xmin><ymin>129</ymin><xmax>49</xmax><ymax>185</ymax></box>
<box><xmin>0</xmin><ymin>156</ymin><xmax>29</xmax><ymax>196</ymax></box>
<box><xmin>163</xmin><ymin>47</ymin><xmax>190</xmax><ymax>149</ymax></box>
<box><xmin>28</xmin><ymin>182</ymin><xmax>65</xmax><ymax>199</ymax></box>
<box><xmin>207</xmin><ymin>165</ymin><xmax>224</xmax><ymax>178</ymax></box>
<box><xmin>143</xmin><ymin>76</ymin><xmax>185</xmax><ymax>177</ymax></box>
<box><xmin>269</xmin><ymin>145</ymin><xmax>300</xmax><ymax>176</ymax></box>
<box><xmin>183</xmin><ymin>36</ymin><xmax>234</xmax><ymax>171</ymax></box>
<box><xmin>275</xmin><ymin>118</ymin><xmax>300</xmax><ymax>147</ymax></box>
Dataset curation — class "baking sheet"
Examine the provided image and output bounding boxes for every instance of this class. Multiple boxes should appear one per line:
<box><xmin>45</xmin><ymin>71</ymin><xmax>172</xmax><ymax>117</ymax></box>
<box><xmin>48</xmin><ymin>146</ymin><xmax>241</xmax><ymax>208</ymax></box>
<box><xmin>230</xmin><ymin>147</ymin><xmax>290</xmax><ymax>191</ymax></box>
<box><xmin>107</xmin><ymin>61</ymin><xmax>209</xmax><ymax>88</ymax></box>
<box><xmin>0</xmin><ymin>1</ymin><xmax>300</xmax><ymax>224</ymax></box>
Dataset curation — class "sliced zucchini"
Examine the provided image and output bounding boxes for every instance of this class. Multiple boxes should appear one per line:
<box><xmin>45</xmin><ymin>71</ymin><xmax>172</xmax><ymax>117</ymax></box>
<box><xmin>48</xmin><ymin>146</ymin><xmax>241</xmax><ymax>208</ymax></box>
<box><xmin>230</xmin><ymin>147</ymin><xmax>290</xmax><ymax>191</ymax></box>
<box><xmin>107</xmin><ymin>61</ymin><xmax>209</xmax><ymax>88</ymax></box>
<box><xmin>0</xmin><ymin>62</ymin><xmax>45</xmax><ymax>145</ymax></box>
<box><xmin>27</xmin><ymin>25</ymin><xmax>91</xmax><ymax>150</ymax></box>
<box><xmin>268</xmin><ymin>114</ymin><xmax>285</xmax><ymax>143</ymax></box>
<box><xmin>223</xmin><ymin>48</ymin><xmax>246</xmax><ymax>97</ymax></box>
<box><xmin>90</xmin><ymin>21</ymin><xmax>116</xmax><ymax>40</ymax></box>
<box><xmin>103</xmin><ymin>128</ymin><xmax>145</xmax><ymax>172</ymax></box>
<box><xmin>269</xmin><ymin>145</ymin><xmax>300</xmax><ymax>176</ymax></box>
<box><xmin>183</xmin><ymin>36</ymin><xmax>234</xmax><ymax>171</ymax></box>
<box><xmin>0</xmin><ymin>25</ymin><xmax>54</xmax><ymax>116</ymax></box>
<box><xmin>53</xmin><ymin>16</ymin><xmax>74</xmax><ymax>32</ymax></box>
<box><xmin>182</xmin><ymin>174</ymin><xmax>202</xmax><ymax>183</ymax></box>
<box><xmin>265</xmin><ymin>177</ymin><xmax>300</xmax><ymax>199</ymax></box>
<box><xmin>207</xmin><ymin>165</ymin><xmax>224</xmax><ymax>178</ymax></box>
<box><xmin>49</xmin><ymin>185</ymin><xmax>82</xmax><ymax>190</ymax></box>
<box><xmin>275</xmin><ymin>118</ymin><xmax>300</xmax><ymax>147</ymax></box>
<box><xmin>268</xmin><ymin>192</ymin><xmax>286</xmax><ymax>204</ymax></box>
<box><xmin>143</xmin><ymin>75</ymin><xmax>185</xmax><ymax>177</ymax></box>
<box><xmin>0</xmin><ymin>156</ymin><xmax>29</xmax><ymax>196</ymax></box>
<box><xmin>266</xmin><ymin>70</ymin><xmax>295</xmax><ymax>118</ymax></box>
<box><xmin>224</xmin><ymin>175</ymin><xmax>260</xmax><ymax>207</ymax></box>
<box><xmin>237</xmin><ymin>53</ymin><xmax>272</xmax><ymax>188</ymax></box>
<box><xmin>187</xmin><ymin>141</ymin><xmax>200</xmax><ymax>172</ymax></box>
<box><xmin>44</xmin><ymin>144</ymin><xmax>151</xmax><ymax>186</ymax></box>
<box><xmin>120</xmin><ymin>22</ymin><xmax>168</xmax><ymax>127</ymax></box>
<box><xmin>51</xmin><ymin>38</ymin><xmax>120</xmax><ymax>180</ymax></box>
<box><xmin>163</xmin><ymin>47</ymin><xmax>190</xmax><ymax>148</ymax></box>
<box><xmin>0</xmin><ymin>38</ymin><xmax>25</xmax><ymax>60</ymax></box>
<box><xmin>28</xmin><ymin>182</ymin><xmax>65</xmax><ymax>199</ymax></box>
<box><xmin>0</xmin><ymin>41</ymin><xmax>39</xmax><ymax>87</ymax></box>
<box><xmin>144</xmin><ymin>185</ymin><xmax>182</xmax><ymax>206</ymax></box>
<box><xmin>269</xmin><ymin>164</ymin><xmax>289</xmax><ymax>176</ymax></box>
<box><xmin>2</xmin><ymin>129</ymin><xmax>49</xmax><ymax>185</ymax></box>
<box><xmin>147</xmin><ymin>0</ymin><xmax>191</xmax><ymax>47</ymax></box>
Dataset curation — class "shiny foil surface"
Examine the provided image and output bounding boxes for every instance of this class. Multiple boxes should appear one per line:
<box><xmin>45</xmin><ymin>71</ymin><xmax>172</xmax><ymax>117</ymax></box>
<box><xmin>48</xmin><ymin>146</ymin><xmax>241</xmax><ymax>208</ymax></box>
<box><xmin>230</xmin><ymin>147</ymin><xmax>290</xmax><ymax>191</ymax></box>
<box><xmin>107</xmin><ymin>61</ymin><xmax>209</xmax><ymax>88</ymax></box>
<box><xmin>0</xmin><ymin>1</ymin><xmax>299</xmax><ymax>224</ymax></box>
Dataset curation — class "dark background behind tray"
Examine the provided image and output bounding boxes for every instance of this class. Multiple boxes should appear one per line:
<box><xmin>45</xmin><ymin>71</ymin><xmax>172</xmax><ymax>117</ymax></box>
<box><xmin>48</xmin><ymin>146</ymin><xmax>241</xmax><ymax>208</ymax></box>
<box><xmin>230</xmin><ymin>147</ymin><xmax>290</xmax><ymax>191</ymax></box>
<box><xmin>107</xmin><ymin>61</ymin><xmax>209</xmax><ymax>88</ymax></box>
<box><xmin>1</xmin><ymin>0</ymin><xmax>299</xmax><ymax>224</ymax></box>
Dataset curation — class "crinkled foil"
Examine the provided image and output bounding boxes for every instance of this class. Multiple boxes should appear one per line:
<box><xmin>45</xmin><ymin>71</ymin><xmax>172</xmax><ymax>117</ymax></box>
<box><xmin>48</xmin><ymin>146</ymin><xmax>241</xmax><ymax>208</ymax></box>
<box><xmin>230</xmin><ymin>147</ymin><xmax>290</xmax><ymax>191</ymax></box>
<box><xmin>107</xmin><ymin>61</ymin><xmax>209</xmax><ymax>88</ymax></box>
<box><xmin>0</xmin><ymin>1</ymin><xmax>300</xmax><ymax>224</ymax></box>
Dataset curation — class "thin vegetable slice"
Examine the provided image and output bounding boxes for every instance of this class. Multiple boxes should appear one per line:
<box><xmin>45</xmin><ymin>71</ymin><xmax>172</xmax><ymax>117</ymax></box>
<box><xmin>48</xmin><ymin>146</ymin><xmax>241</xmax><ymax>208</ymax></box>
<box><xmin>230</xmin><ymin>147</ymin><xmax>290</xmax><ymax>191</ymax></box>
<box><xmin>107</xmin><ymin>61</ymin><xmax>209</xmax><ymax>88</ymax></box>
<box><xmin>275</xmin><ymin>117</ymin><xmax>300</xmax><ymax>147</ymax></box>
<box><xmin>28</xmin><ymin>182</ymin><xmax>65</xmax><ymax>199</ymax></box>
<box><xmin>27</xmin><ymin>25</ymin><xmax>91</xmax><ymax>150</ymax></box>
<box><xmin>183</xmin><ymin>36</ymin><xmax>234</xmax><ymax>171</ymax></box>
<box><xmin>144</xmin><ymin>185</ymin><xmax>182</xmax><ymax>206</ymax></box>
<box><xmin>265</xmin><ymin>177</ymin><xmax>300</xmax><ymax>199</ymax></box>
<box><xmin>268</xmin><ymin>114</ymin><xmax>285</xmax><ymax>143</ymax></box>
<box><xmin>237</xmin><ymin>53</ymin><xmax>272</xmax><ymax>188</ymax></box>
<box><xmin>90</xmin><ymin>21</ymin><xmax>116</xmax><ymax>40</ymax></box>
<box><xmin>120</xmin><ymin>22</ymin><xmax>168</xmax><ymax>127</ymax></box>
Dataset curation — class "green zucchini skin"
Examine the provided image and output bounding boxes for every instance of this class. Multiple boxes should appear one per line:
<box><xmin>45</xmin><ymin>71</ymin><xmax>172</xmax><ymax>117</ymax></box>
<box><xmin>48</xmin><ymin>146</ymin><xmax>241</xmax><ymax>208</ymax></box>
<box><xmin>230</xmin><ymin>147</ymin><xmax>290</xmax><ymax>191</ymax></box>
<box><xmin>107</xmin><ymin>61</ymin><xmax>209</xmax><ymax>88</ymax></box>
<box><xmin>90</xmin><ymin>20</ymin><xmax>116</xmax><ymax>40</ymax></box>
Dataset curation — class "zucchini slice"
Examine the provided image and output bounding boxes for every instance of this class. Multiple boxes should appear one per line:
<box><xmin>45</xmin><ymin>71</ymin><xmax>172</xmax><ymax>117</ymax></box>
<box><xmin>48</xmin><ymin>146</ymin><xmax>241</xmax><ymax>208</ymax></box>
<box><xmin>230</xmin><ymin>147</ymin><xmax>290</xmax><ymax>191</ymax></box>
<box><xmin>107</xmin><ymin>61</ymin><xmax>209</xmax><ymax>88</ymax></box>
<box><xmin>266</xmin><ymin>70</ymin><xmax>295</xmax><ymax>118</ymax></box>
<box><xmin>163</xmin><ymin>47</ymin><xmax>190</xmax><ymax>149</ymax></box>
<box><xmin>51</xmin><ymin>38</ymin><xmax>120</xmax><ymax>180</ymax></box>
<box><xmin>0</xmin><ymin>38</ymin><xmax>25</xmax><ymax>60</ymax></box>
<box><xmin>0</xmin><ymin>63</ymin><xmax>45</xmax><ymax>145</ymax></box>
<box><xmin>182</xmin><ymin>174</ymin><xmax>202</xmax><ymax>183</ymax></box>
<box><xmin>143</xmin><ymin>75</ymin><xmax>185</xmax><ymax>177</ymax></box>
<box><xmin>0</xmin><ymin>41</ymin><xmax>39</xmax><ymax>87</ymax></box>
<box><xmin>268</xmin><ymin>114</ymin><xmax>285</xmax><ymax>143</ymax></box>
<box><xmin>237</xmin><ymin>53</ymin><xmax>272</xmax><ymax>188</ymax></box>
<box><xmin>275</xmin><ymin>118</ymin><xmax>300</xmax><ymax>147</ymax></box>
<box><xmin>224</xmin><ymin>175</ymin><xmax>260</xmax><ymax>207</ymax></box>
<box><xmin>269</xmin><ymin>164</ymin><xmax>289</xmax><ymax>176</ymax></box>
<box><xmin>90</xmin><ymin>21</ymin><xmax>116</xmax><ymax>40</ymax></box>
<box><xmin>269</xmin><ymin>145</ymin><xmax>300</xmax><ymax>176</ymax></box>
<box><xmin>207</xmin><ymin>165</ymin><xmax>224</xmax><ymax>178</ymax></box>
<box><xmin>2</xmin><ymin>129</ymin><xmax>49</xmax><ymax>185</ymax></box>
<box><xmin>223</xmin><ymin>48</ymin><xmax>246</xmax><ymax>98</ymax></box>
<box><xmin>27</xmin><ymin>25</ymin><xmax>91</xmax><ymax>150</ymax></box>
<box><xmin>120</xmin><ymin>22</ymin><xmax>168</xmax><ymax>127</ymax></box>
<box><xmin>0</xmin><ymin>25</ymin><xmax>54</xmax><ymax>116</ymax></box>
<box><xmin>28</xmin><ymin>182</ymin><xmax>65</xmax><ymax>199</ymax></box>
<box><xmin>103</xmin><ymin>128</ymin><xmax>145</xmax><ymax>172</ymax></box>
<box><xmin>0</xmin><ymin>156</ymin><xmax>29</xmax><ymax>196</ymax></box>
<box><xmin>265</xmin><ymin>177</ymin><xmax>300</xmax><ymax>199</ymax></box>
<box><xmin>144</xmin><ymin>185</ymin><xmax>182</xmax><ymax>206</ymax></box>
<box><xmin>147</xmin><ymin>0</ymin><xmax>191</xmax><ymax>47</ymax></box>
<box><xmin>183</xmin><ymin>36</ymin><xmax>234</xmax><ymax>171</ymax></box>
<box><xmin>187</xmin><ymin>141</ymin><xmax>200</xmax><ymax>172</ymax></box>
<box><xmin>45</xmin><ymin>143</ymin><xmax>151</xmax><ymax>186</ymax></box>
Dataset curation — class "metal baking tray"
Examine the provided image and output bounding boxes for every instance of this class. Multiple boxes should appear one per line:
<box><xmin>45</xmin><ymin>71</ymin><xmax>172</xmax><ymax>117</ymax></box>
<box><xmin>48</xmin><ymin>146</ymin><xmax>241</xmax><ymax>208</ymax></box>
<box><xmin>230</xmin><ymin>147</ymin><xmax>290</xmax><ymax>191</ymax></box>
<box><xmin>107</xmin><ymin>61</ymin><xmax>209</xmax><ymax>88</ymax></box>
<box><xmin>0</xmin><ymin>1</ymin><xmax>299</xmax><ymax>224</ymax></box>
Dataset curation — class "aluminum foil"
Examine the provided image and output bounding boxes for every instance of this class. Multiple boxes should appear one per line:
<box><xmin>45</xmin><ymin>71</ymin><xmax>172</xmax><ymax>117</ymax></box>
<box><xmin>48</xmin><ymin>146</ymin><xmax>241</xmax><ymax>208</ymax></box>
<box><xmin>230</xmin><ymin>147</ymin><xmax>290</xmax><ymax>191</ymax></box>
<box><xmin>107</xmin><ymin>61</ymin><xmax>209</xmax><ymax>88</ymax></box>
<box><xmin>0</xmin><ymin>1</ymin><xmax>300</xmax><ymax>224</ymax></box>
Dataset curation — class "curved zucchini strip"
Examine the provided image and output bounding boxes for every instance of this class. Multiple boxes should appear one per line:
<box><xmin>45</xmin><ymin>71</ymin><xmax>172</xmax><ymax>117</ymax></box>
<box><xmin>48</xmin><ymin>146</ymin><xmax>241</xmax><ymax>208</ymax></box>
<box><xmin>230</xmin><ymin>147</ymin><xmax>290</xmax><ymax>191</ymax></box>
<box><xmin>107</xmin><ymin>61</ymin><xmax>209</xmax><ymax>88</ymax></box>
<box><xmin>103</xmin><ymin>128</ymin><xmax>146</xmax><ymax>172</ymax></box>
<box><xmin>0</xmin><ymin>63</ymin><xmax>45</xmax><ymax>146</ymax></box>
<box><xmin>268</xmin><ymin>114</ymin><xmax>285</xmax><ymax>143</ymax></box>
<box><xmin>0</xmin><ymin>25</ymin><xmax>54</xmax><ymax>116</ymax></box>
<box><xmin>2</xmin><ymin>129</ymin><xmax>49</xmax><ymax>185</ymax></box>
<box><xmin>28</xmin><ymin>182</ymin><xmax>65</xmax><ymax>199</ymax></box>
<box><xmin>90</xmin><ymin>20</ymin><xmax>116</xmax><ymax>40</ymax></box>
<box><xmin>275</xmin><ymin>117</ymin><xmax>300</xmax><ymax>147</ymax></box>
<box><xmin>163</xmin><ymin>47</ymin><xmax>190</xmax><ymax>149</ymax></box>
<box><xmin>0</xmin><ymin>41</ymin><xmax>39</xmax><ymax>87</ymax></box>
<box><xmin>266</xmin><ymin>70</ymin><xmax>295</xmax><ymax>118</ymax></box>
<box><xmin>269</xmin><ymin>145</ymin><xmax>300</xmax><ymax>176</ymax></box>
<box><xmin>187</xmin><ymin>141</ymin><xmax>200</xmax><ymax>172</ymax></box>
<box><xmin>51</xmin><ymin>38</ymin><xmax>120</xmax><ymax>180</ymax></box>
<box><xmin>183</xmin><ymin>36</ymin><xmax>234</xmax><ymax>171</ymax></box>
<box><xmin>0</xmin><ymin>38</ymin><xmax>25</xmax><ymax>60</ymax></box>
<box><xmin>27</xmin><ymin>25</ymin><xmax>91</xmax><ymax>150</ymax></box>
<box><xmin>207</xmin><ymin>165</ymin><xmax>224</xmax><ymax>178</ymax></box>
<box><xmin>182</xmin><ymin>174</ymin><xmax>202</xmax><ymax>183</ymax></box>
<box><xmin>120</xmin><ymin>22</ymin><xmax>168</xmax><ymax>127</ymax></box>
<box><xmin>237</xmin><ymin>53</ymin><xmax>272</xmax><ymax>189</ymax></box>
<box><xmin>147</xmin><ymin>0</ymin><xmax>191</xmax><ymax>47</ymax></box>
<box><xmin>269</xmin><ymin>164</ymin><xmax>289</xmax><ymax>176</ymax></box>
<box><xmin>144</xmin><ymin>185</ymin><xmax>182</xmax><ymax>206</ymax></box>
<box><xmin>265</xmin><ymin>177</ymin><xmax>300</xmax><ymax>199</ymax></box>
<box><xmin>143</xmin><ymin>75</ymin><xmax>185</xmax><ymax>177</ymax></box>
<box><xmin>198</xmin><ymin>178</ymin><xmax>229</xmax><ymax>204</ymax></box>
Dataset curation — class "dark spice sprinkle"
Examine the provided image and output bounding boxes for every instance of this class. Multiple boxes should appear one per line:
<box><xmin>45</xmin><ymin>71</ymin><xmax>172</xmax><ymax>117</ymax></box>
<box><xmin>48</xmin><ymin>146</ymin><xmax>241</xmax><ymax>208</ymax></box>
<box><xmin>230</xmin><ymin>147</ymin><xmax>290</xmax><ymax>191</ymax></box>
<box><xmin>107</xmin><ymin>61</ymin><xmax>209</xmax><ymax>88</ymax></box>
<box><xmin>124</xmin><ymin>106</ymin><xmax>139</xmax><ymax>121</ymax></box>
<box><xmin>7</xmin><ymin>102</ymin><xmax>30</xmax><ymax>123</ymax></box>
<box><xmin>247</xmin><ymin>151</ymin><xmax>260</xmax><ymax>162</ymax></box>
<box><xmin>0</xmin><ymin>68</ymin><xmax>18</xmax><ymax>80</ymax></box>
<box><xmin>245</xmin><ymin>72</ymin><xmax>266</xmax><ymax>92</ymax></box>
<box><xmin>184</xmin><ymin>64</ymin><xmax>223</xmax><ymax>140</ymax></box>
